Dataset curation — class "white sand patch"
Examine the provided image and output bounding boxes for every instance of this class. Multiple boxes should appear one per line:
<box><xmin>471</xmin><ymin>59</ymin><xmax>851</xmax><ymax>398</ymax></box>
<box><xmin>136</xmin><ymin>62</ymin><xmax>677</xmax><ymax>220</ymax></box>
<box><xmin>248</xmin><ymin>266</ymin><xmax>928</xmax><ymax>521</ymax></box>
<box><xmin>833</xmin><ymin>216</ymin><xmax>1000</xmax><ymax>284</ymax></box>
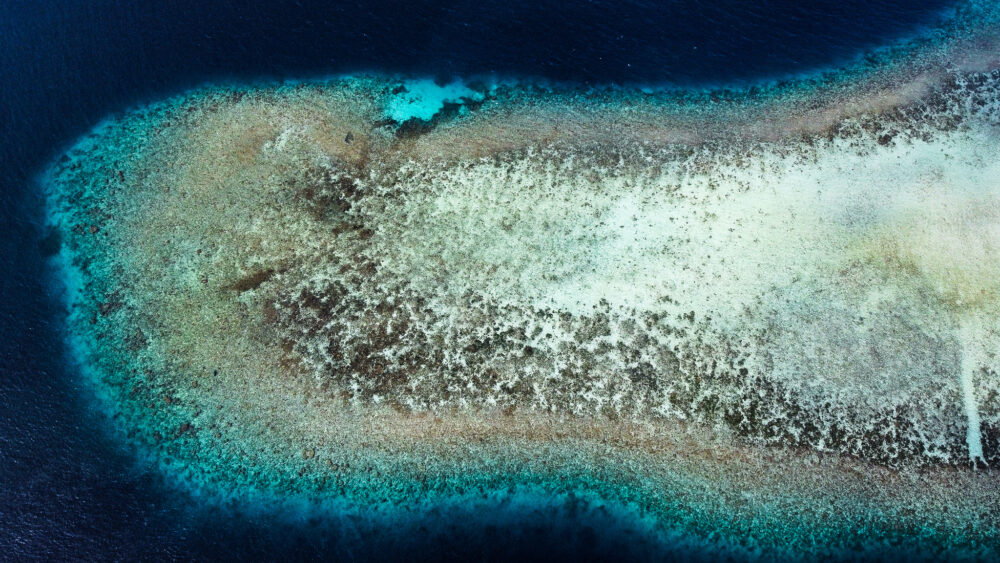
<box><xmin>353</xmin><ymin>117</ymin><xmax>1000</xmax><ymax>442</ymax></box>
<box><xmin>373</xmin><ymin>123</ymin><xmax>1000</xmax><ymax>320</ymax></box>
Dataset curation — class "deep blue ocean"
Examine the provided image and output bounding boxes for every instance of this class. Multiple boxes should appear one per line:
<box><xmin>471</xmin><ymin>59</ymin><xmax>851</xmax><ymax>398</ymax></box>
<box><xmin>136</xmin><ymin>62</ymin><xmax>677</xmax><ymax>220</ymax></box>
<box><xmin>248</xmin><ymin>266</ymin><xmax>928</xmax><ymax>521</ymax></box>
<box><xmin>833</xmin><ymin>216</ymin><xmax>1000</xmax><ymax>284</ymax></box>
<box><xmin>0</xmin><ymin>1</ymin><xmax>959</xmax><ymax>560</ymax></box>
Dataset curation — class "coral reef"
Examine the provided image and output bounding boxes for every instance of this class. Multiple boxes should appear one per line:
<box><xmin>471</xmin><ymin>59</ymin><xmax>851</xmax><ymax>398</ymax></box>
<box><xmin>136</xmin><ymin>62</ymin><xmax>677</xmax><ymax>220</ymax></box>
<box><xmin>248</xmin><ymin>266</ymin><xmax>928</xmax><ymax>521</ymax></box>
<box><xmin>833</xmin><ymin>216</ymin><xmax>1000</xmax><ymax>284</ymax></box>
<box><xmin>44</xmin><ymin>3</ymin><xmax>1000</xmax><ymax>557</ymax></box>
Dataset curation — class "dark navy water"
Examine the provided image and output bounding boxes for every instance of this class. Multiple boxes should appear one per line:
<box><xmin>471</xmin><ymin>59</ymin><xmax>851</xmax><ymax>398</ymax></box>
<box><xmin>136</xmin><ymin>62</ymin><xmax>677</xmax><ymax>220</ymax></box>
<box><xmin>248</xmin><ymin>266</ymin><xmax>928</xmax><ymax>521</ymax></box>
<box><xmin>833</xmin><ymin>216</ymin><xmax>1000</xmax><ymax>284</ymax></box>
<box><xmin>0</xmin><ymin>1</ymin><xmax>957</xmax><ymax>560</ymax></box>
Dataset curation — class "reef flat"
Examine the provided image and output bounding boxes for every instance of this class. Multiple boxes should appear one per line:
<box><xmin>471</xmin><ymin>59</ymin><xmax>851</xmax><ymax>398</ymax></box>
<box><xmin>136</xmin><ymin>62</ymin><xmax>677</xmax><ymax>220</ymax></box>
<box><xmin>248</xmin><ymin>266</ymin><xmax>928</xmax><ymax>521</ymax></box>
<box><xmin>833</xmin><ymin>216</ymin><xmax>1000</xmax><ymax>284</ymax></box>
<box><xmin>45</xmin><ymin>3</ymin><xmax>1000</xmax><ymax>559</ymax></box>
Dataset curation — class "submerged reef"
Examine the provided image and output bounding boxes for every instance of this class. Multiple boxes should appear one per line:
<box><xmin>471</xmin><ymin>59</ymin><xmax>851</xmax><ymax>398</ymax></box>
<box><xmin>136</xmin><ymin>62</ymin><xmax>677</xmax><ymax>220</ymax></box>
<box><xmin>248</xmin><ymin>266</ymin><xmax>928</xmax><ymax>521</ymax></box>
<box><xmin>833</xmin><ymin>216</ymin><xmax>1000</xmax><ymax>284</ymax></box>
<box><xmin>45</xmin><ymin>3</ymin><xmax>1000</xmax><ymax>559</ymax></box>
